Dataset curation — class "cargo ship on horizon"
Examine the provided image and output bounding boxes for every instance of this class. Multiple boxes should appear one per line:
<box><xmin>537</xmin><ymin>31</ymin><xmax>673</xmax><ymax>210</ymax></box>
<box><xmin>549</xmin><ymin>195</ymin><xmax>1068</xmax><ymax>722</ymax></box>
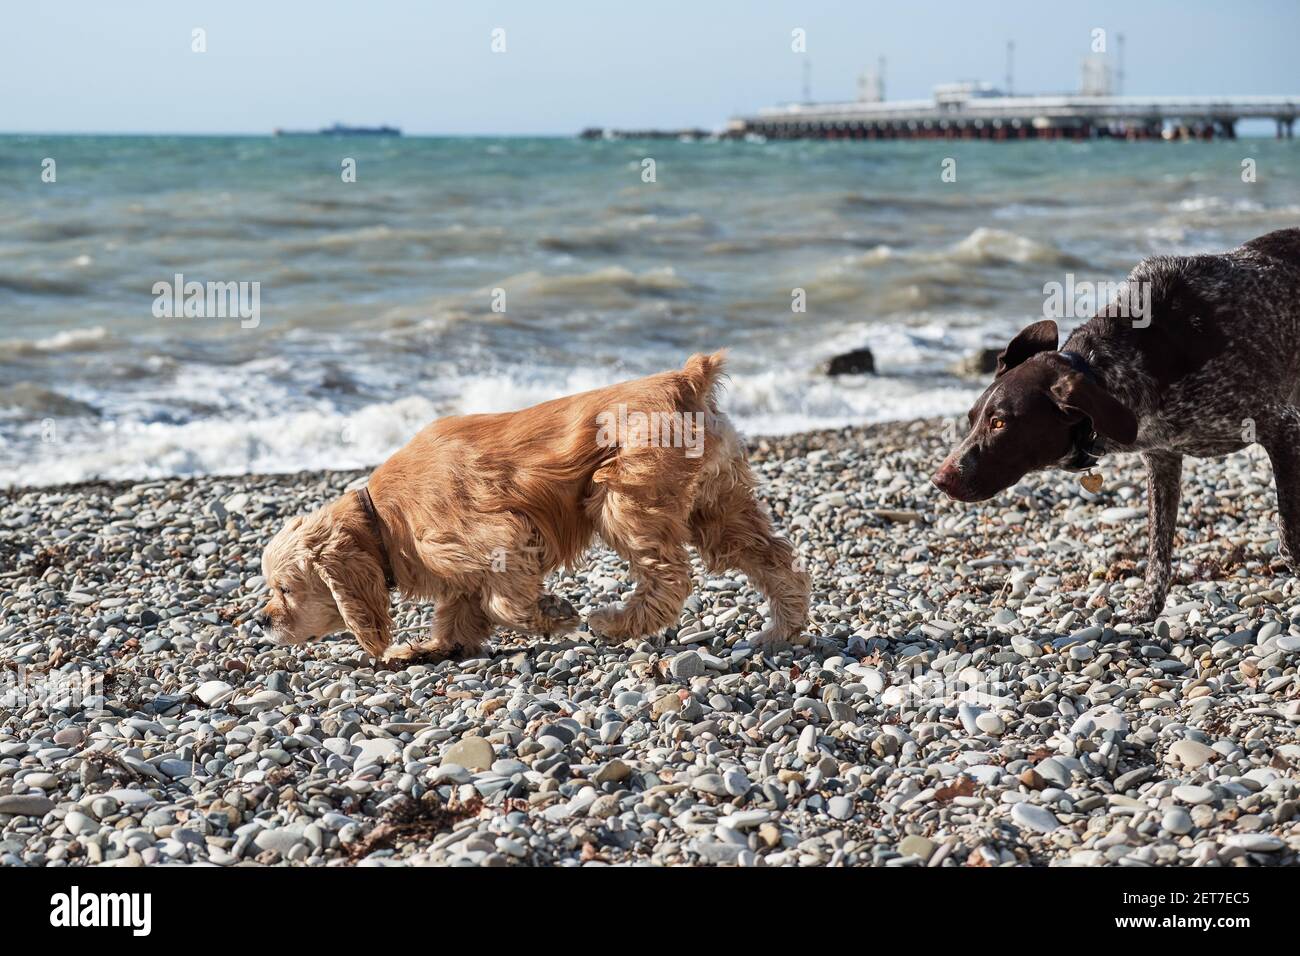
<box><xmin>273</xmin><ymin>122</ymin><xmax>401</xmax><ymax>137</ymax></box>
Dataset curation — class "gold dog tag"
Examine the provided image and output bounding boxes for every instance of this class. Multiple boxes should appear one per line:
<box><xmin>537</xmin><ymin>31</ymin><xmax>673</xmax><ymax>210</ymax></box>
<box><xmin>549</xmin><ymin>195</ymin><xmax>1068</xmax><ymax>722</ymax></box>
<box><xmin>1079</xmin><ymin>472</ymin><xmax>1103</xmax><ymax>494</ymax></box>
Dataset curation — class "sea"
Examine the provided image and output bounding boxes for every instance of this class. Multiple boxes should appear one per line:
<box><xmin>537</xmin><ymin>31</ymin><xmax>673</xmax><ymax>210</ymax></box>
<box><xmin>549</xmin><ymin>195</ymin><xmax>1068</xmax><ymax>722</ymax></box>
<box><xmin>2</xmin><ymin>134</ymin><xmax>1297</xmax><ymax>487</ymax></box>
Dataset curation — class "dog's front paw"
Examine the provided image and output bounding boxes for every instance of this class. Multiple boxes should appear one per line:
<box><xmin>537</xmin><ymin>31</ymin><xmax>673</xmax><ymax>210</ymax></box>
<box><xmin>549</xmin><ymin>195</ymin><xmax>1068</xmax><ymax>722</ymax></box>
<box><xmin>587</xmin><ymin>603</ymin><xmax>634</xmax><ymax>640</ymax></box>
<box><xmin>586</xmin><ymin>603</ymin><xmax>624</xmax><ymax>637</ymax></box>
<box><xmin>382</xmin><ymin>644</ymin><xmax>422</xmax><ymax>665</ymax></box>
<box><xmin>747</xmin><ymin>625</ymin><xmax>787</xmax><ymax>650</ymax></box>
<box><xmin>537</xmin><ymin>593</ymin><xmax>580</xmax><ymax>635</ymax></box>
<box><xmin>747</xmin><ymin>622</ymin><xmax>809</xmax><ymax>650</ymax></box>
<box><xmin>382</xmin><ymin>641</ymin><xmax>457</xmax><ymax>666</ymax></box>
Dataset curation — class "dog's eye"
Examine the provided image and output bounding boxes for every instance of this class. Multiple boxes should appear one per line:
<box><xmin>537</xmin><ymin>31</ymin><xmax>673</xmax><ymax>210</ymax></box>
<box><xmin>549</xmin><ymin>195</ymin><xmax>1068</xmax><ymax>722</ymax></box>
<box><xmin>990</xmin><ymin>417</ymin><xmax>1006</xmax><ymax>430</ymax></box>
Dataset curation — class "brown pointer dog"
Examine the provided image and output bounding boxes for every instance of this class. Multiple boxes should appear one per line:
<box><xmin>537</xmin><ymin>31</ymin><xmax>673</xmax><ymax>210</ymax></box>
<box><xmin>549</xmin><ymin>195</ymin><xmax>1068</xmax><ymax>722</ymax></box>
<box><xmin>933</xmin><ymin>228</ymin><xmax>1300</xmax><ymax>619</ymax></box>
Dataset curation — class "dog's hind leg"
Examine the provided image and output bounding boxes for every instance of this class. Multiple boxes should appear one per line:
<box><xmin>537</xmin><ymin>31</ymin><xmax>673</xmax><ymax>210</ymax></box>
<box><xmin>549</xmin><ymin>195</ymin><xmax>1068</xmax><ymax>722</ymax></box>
<box><xmin>1258</xmin><ymin>409</ymin><xmax>1300</xmax><ymax>572</ymax></box>
<box><xmin>384</xmin><ymin>592</ymin><xmax>491</xmax><ymax>664</ymax></box>
<box><xmin>690</xmin><ymin>477</ymin><xmax>811</xmax><ymax>647</ymax></box>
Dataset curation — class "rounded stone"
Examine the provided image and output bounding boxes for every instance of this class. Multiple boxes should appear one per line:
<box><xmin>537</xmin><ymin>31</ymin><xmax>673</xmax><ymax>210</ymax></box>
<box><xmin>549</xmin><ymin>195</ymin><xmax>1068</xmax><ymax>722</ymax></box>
<box><xmin>1166</xmin><ymin>739</ymin><xmax>1216</xmax><ymax>770</ymax></box>
<box><xmin>669</xmin><ymin>651</ymin><xmax>704</xmax><ymax>680</ymax></box>
<box><xmin>899</xmin><ymin>835</ymin><xmax>937</xmax><ymax>861</ymax></box>
<box><xmin>441</xmin><ymin>736</ymin><xmax>494</xmax><ymax>771</ymax></box>
<box><xmin>975</xmin><ymin>712</ymin><xmax>1005</xmax><ymax>735</ymax></box>
<box><xmin>1011</xmin><ymin>802</ymin><xmax>1061</xmax><ymax>833</ymax></box>
<box><xmin>195</xmin><ymin>686</ymin><xmax>236</xmax><ymax>707</ymax></box>
<box><xmin>64</xmin><ymin>810</ymin><xmax>99</xmax><ymax>836</ymax></box>
<box><xmin>592</xmin><ymin>759</ymin><xmax>631</xmax><ymax>784</ymax></box>
<box><xmin>1173</xmin><ymin>784</ymin><xmax>1216</xmax><ymax>805</ymax></box>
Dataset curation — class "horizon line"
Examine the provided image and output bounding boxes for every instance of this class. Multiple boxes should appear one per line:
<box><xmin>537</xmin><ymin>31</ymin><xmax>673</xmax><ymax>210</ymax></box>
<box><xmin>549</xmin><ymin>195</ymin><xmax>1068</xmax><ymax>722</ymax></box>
<box><xmin>1</xmin><ymin>126</ymin><xmax>1291</xmax><ymax>139</ymax></box>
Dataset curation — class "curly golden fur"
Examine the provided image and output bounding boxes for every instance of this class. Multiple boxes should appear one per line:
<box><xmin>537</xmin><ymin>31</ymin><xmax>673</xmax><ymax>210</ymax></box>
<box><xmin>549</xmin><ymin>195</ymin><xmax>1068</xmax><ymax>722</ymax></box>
<box><xmin>258</xmin><ymin>352</ymin><xmax>809</xmax><ymax>662</ymax></box>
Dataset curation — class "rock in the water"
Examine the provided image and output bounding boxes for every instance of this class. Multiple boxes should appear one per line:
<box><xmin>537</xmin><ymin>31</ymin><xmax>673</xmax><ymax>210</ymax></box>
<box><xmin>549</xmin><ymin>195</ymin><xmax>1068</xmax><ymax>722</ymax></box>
<box><xmin>951</xmin><ymin>347</ymin><xmax>1001</xmax><ymax>378</ymax></box>
<box><xmin>824</xmin><ymin>348</ymin><xmax>875</xmax><ymax>377</ymax></box>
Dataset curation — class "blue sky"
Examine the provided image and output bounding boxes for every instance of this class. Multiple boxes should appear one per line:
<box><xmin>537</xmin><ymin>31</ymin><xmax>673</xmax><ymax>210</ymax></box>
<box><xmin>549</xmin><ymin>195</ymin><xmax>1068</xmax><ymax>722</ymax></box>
<box><xmin>4</xmin><ymin>0</ymin><xmax>1298</xmax><ymax>135</ymax></box>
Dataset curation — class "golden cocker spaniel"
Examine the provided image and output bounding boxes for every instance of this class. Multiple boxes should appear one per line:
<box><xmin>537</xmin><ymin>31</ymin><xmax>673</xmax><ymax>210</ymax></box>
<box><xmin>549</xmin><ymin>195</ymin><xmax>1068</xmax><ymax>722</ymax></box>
<box><xmin>257</xmin><ymin>352</ymin><xmax>809</xmax><ymax>662</ymax></box>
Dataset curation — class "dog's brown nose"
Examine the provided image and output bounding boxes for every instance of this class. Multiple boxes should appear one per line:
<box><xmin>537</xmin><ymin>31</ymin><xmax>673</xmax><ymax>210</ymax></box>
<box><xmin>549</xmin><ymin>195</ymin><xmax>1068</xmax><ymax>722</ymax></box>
<box><xmin>931</xmin><ymin>461</ymin><xmax>963</xmax><ymax>497</ymax></box>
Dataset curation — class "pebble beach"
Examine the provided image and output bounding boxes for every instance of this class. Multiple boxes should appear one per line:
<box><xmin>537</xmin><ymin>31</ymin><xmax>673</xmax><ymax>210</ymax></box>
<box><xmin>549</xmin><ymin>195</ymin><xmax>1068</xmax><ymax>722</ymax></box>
<box><xmin>3</xmin><ymin>416</ymin><xmax>1300</xmax><ymax>867</ymax></box>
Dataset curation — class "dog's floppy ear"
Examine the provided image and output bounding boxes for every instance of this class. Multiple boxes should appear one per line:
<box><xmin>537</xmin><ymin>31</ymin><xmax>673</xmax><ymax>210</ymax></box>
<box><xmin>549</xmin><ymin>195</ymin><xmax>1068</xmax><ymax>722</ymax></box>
<box><xmin>996</xmin><ymin>320</ymin><xmax>1059</xmax><ymax>377</ymax></box>
<box><xmin>314</xmin><ymin>539</ymin><xmax>392</xmax><ymax>657</ymax></box>
<box><xmin>1050</xmin><ymin>373</ymin><xmax>1138</xmax><ymax>445</ymax></box>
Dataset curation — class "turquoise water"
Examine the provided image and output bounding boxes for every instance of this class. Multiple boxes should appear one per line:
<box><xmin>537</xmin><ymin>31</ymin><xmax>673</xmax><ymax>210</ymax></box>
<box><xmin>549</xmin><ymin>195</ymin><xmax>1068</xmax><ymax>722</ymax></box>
<box><xmin>2</xmin><ymin>134</ymin><xmax>1297</xmax><ymax>485</ymax></box>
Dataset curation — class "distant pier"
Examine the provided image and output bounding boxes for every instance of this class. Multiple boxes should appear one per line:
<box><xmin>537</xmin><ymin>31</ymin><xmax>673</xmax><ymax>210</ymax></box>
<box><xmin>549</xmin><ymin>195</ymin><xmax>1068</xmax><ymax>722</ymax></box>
<box><xmin>728</xmin><ymin>86</ymin><xmax>1299</xmax><ymax>142</ymax></box>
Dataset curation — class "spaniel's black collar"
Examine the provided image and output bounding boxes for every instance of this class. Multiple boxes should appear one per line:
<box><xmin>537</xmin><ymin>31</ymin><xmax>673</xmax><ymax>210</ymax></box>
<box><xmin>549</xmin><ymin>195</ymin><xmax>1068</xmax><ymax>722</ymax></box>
<box><xmin>356</xmin><ymin>487</ymin><xmax>397</xmax><ymax>591</ymax></box>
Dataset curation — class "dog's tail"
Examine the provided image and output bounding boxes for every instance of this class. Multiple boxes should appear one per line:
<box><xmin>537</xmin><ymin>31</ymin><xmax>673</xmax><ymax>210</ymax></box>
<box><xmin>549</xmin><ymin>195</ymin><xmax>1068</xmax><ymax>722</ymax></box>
<box><xmin>680</xmin><ymin>350</ymin><xmax>728</xmax><ymax>412</ymax></box>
